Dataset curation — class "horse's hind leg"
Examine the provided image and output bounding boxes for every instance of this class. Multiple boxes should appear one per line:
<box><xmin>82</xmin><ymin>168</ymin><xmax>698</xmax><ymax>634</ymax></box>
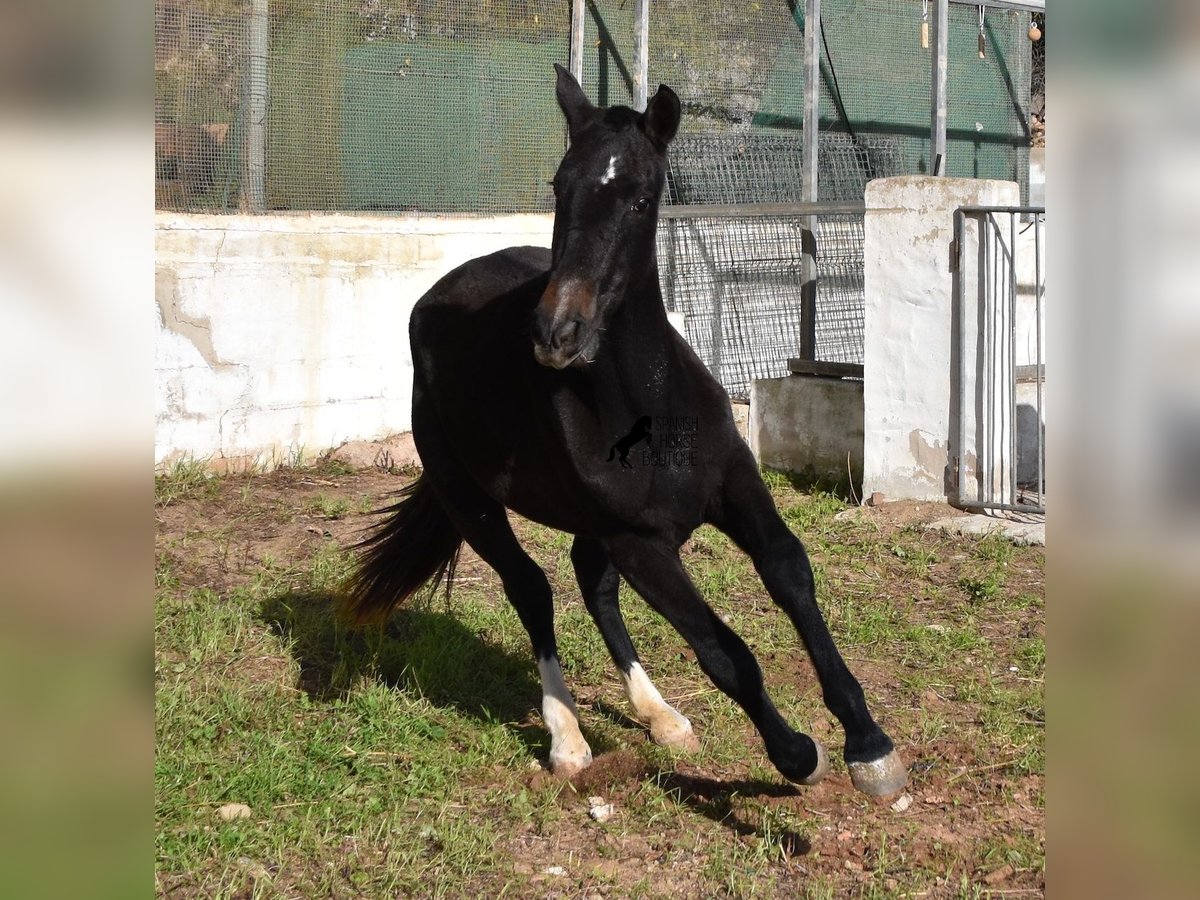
<box><xmin>709</xmin><ymin>460</ymin><xmax>907</xmax><ymax>797</ymax></box>
<box><xmin>434</xmin><ymin>485</ymin><xmax>592</xmax><ymax>776</ymax></box>
<box><xmin>570</xmin><ymin>536</ymin><xmax>699</xmax><ymax>751</ymax></box>
<box><xmin>603</xmin><ymin>534</ymin><xmax>829</xmax><ymax>785</ymax></box>
<box><xmin>414</xmin><ymin>424</ymin><xmax>591</xmax><ymax>776</ymax></box>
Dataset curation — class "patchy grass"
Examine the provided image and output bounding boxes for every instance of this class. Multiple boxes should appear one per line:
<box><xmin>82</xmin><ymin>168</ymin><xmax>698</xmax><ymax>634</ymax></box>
<box><xmin>155</xmin><ymin>466</ymin><xmax>1044</xmax><ymax>898</ymax></box>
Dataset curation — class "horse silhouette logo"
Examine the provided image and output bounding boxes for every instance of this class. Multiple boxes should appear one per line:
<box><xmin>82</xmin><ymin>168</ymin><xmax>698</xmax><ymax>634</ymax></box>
<box><xmin>607</xmin><ymin>416</ymin><xmax>652</xmax><ymax>468</ymax></box>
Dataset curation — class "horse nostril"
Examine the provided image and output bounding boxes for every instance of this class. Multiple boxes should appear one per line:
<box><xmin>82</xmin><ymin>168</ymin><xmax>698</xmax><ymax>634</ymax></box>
<box><xmin>532</xmin><ymin>311</ymin><xmax>554</xmax><ymax>348</ymax></box>
<box><xmin>552</xmin><ymin>318</ymin><xmax>582</xmax><ymax>350</ymax></box>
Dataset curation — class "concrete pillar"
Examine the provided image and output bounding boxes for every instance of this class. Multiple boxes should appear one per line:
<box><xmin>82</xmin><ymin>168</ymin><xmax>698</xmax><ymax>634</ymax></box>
<box><xmin>862</xmin><ymin>176</ymin><xmax>1018</xmax><ymax>502</ymax></box>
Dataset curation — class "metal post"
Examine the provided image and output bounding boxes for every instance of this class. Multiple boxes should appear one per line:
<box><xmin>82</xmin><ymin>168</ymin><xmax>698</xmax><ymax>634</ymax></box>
<box><xmin>633</xmin><ymin>0</ymin><xmax>649</xmax><ymax>111</ymax></box>
<box><xmin>800</xmin><ymin>0</ymin><xmax>821</xmax><ymax>361</ymax></box>
<box><xmin>569</xmin><ymin>0</ymin><xmax>585</xmax><ymax>86</ymax></box>
<box><xmin>243</xmin><ymin>0</ymin><xmax>268</xmax><ymax>212</ymax></box>
<box><xmin>930</xmin><ymin>0</ymin><xmax>947</xmax><ymax>175</ymax></box>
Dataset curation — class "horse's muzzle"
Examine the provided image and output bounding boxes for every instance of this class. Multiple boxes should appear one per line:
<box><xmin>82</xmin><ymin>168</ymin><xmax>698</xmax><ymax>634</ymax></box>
<box><xmin>533</xmin><ymin>278</ymin><xmax>598</xmax><ymax>369</ymax></box>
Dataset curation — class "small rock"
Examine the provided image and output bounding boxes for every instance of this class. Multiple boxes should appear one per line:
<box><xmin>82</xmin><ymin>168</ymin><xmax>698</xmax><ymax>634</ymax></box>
<box><xmin>588</xmin><ymin>796</ymin><xmax>615</xmax><ymax>822</ymax></box>
<box><xmin>890</xmin><ymin>792</ymin><xmax>914</xmax><ymax>813</ymax></box>
<box><xmin>215</xmin><ymin>803</ymin><xmax>252</xmax><ymax>821</ymax></box>
<box><xmin>541</xmin><ymin>865</ymin><xmax>568</xmax><ymax>877</ymax></box>
<box><xmin>836</xmin><ymin>829</ymin><xmax>853</xmax><ymax>841</ymax></box>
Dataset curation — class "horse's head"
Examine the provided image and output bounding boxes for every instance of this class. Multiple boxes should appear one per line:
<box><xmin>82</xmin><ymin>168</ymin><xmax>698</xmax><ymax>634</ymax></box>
<box><xmin>532</xmin><ymin>64</ymin><xmax>681</xmax><ymax>370</ymax></box>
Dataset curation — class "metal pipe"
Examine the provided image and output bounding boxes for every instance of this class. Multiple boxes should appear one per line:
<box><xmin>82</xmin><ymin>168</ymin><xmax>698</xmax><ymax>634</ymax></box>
<box><xmin>955</xmin><ymin>209</ymin><xmax>969</xmax><ymax>508</ymax></box>
<box><xmin>633</xmin><ymin>0</ymin><xmax>649</xmax><ymax>111</ymax></box>
<box><xmin>1034</xmin><ymin>212</ymin><xmax>1044</xmax><ymax>508</ymax></box>
<box><xmin>1009</xmin><ymin>210</ymin><xmax>1018</xmax><ymax>506</ymax></box>
<box><xmin>800</xmin><ymin>0</ymin><xmax>821</xmax><ymax>361</ymax></box>
<box><xmin>660</xmin><ymin>201</ymin><xmax>864</xmax><ymax>219</ymax></box>
<box><xmin>956</xmin><ymin>205</ymin><xmax>1046</xmax><ymax>214</ymax></box>
<box><xmin>243</xmin><ymin>0</ymin><xmax>268</xmax><ymax>212</ymax></box>
<box><xmin>930</xmin><ymin>0</ymin><xmax>948</xmax><ymax>176</ymax></box>
<box><xmin>950</xmin><ymin>0</ymin><xmax>1044</xmax><ymax>12</ymax></box>
<box><xmin>569</xmin><ymin>0</ymin><xmax>585</xmax><ymax>86</ymax></box>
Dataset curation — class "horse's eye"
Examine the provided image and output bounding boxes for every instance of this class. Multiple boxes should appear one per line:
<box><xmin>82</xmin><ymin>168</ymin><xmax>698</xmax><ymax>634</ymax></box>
<box><xmin>632</xmin><ymin>197</ymin><xmax>651</xmax><ymax>214</ymax></box>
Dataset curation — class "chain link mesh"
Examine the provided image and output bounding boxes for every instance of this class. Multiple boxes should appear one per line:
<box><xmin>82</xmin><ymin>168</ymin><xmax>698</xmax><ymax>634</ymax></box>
<box><xmin>155</xmin><ymin>0</ymin><xmax>1034</xmax><ymax>214</ymax></box>
<box><xmin>155</xmin><ymin>1</ymin><xmax>1036</xmax><ymax>391</ymax></box>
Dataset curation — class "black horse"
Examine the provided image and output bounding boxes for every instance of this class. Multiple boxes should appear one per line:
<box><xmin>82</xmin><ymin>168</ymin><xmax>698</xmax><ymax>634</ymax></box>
<box><xmin>346</xmin><ymin>65</ymin><xmax>906</xmax><ymax>797</ymax></box>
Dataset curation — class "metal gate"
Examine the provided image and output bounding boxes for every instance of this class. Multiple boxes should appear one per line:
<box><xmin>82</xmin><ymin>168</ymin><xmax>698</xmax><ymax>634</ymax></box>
<box><xmin>953</xmin><ymin>206</ymin><xmax>1046</xmax><ymax>513</ymax></box>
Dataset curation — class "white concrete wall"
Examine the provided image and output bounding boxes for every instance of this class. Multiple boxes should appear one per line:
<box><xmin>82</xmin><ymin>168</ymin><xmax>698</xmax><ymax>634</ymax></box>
<box><xmin>750</xmin><ymin>375</ymin><xmax>864</xmax><ymax>486</ymax></box>
<box><xmin>862</xmin><ymin>177</ymin><xmax>1020</xmax><ymax>502</ymax></box>
<box><xmin>155</xmin><ymin>212</ymin><xmax>553</xmax><ymax>470</ymax></box>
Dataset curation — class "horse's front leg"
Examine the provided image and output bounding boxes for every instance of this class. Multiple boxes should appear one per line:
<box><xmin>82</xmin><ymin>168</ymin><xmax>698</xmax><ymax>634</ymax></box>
<box><xmin>603</xmin><ymin>534</ymin><xmax>829</xmax><ymax>785</ymax></box>
<box><xmin>708</xmin><ymin>458</ymin><xmax>907</xmax><ymax>796</ymax></box>
<box><xmin>571</xmin><ymin>536</ymin><xmax>698</xmax><ymax>750</ymax></box>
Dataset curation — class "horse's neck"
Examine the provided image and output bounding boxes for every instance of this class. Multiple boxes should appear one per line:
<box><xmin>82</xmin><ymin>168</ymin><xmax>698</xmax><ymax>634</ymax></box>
<box><xmin>610</xmin><ymin>268</ymin><xmax>672</xmax><ymax>360</ymax></box>
<box><xmin>598</xmin><ymin>266</ymin><xmax>678</xmax><ymax>404</ymax></box>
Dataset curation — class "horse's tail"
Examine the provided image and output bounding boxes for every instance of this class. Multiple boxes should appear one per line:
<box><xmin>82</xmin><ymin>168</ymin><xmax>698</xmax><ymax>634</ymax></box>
<box><xmin>341</xmin><ymin>474</ymin><xmax>462</xmax><ymax>625</ymax></box>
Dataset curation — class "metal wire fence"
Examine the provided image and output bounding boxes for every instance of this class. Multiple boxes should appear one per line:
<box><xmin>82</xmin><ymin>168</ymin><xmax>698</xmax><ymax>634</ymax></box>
<box><xmin>656</xmin><ymin>131</ymin><xmax>902</xmax><ymax>394</ymax></box>
<box><xmin>155</xmin><ymin>0</ymin><xmax>1037</xmax><ymax>392</ymax></box>
<box><xmin>155</xmin><ymin>0</ymin><xmax>1034</xmax><ymax>214</ymax></box>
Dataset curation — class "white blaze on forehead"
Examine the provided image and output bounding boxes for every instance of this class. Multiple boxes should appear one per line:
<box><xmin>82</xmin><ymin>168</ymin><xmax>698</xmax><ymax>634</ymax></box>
<box><xmin>599</xmin><ymin>155</ymin><xmax>619</xmax><ymax>185</ymax></box>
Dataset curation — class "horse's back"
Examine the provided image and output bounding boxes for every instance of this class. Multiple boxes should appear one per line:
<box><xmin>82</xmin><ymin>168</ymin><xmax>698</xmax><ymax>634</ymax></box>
<box><xmin>414</xmin><ymin>246</ymin><xmax>551</xmax><ymax>315</ymax></box>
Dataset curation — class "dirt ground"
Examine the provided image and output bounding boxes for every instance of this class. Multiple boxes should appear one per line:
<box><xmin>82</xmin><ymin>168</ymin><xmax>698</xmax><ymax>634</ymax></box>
<box><xmin>156</xmin><ymin>464</ymin><xmax>1045</xmax><ymax>898</ymax></box>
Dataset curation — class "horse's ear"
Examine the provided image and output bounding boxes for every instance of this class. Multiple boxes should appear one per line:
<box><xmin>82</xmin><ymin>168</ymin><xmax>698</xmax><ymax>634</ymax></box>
<box><xmin>641</xmin><ymin>84</ymin><xmax>681</xmax><ymax>151</ymax></box>
<box><xmin>554</xmin><ymin>63</ymin><xmax>595</xmax><ymax>135</ymax></box>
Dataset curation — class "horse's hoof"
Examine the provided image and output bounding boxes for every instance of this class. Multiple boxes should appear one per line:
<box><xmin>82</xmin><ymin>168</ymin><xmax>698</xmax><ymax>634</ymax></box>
<box><xmin>848</xmin><ymin>749</ymin><xmax>908</xmax><ymax>797</ymax></box>
<box><xmin>550</xmin><ymin>745</ymin><xmax>593</xmax><ymax>779</ymax></box>
<box><xmin>800</xmin><ymin>739</ymin><xmax>829</xmax><ymax>785</ymax></box>
<box><xmin>649</xmin><ymin>712</ymin><xmax>701</xmax><ymax>752</ymax></box>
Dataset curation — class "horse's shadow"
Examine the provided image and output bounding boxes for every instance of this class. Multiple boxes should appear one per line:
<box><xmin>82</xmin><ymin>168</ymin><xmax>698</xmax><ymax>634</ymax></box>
<box><xmin>654</xmin><ymin>771</ymin><xmax>812</xmax><ymax>855</ymax></box>
<box><xmin>259</xmin><ymin>592</ymin><xmax>810</xmax><ymax>854</ymax></box>
<box><xmin>260</xmin><ymin>591</ymin><xmax>556</xmax><ymax>757</ymax></box>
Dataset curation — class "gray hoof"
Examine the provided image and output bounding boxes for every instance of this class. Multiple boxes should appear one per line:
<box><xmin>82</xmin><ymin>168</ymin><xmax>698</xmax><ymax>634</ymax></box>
<box><xmin>800</xmin><ymin>739</ymin><xmax>829</xmax><ymax>785</ymax></box>
<box><xmin>848</xmin><ymin>749</ymin><xmax>908</xmax><ymax>796</ymax></box>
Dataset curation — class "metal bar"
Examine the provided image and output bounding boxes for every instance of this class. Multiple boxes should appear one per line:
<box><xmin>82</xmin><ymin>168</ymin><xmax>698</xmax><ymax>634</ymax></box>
<box><xmin>788</xmin><ymin>358</ymin><xmax>865</xmax><ymax>379</ymax></box>
<box><xmin>660</xmin><ymin>202</ymin><xmax>865</xmax><ymax>219</ymax></box>
<box><xmin>1035</xmin><ymin>211</ymin><xmax>1044</xmax><ymax>508</ymax></box>
<box><xmin>243</xmin><ymin>0</ymin><xmax>268</xmax><ymax>212</ymax></box>
<box><xmin>569</xmin><ymin>0</ymin><xmax>585</xmax><ymax>86</ymax></box>
<box><xmin>955</xmin><ymin>209</ymin><xmax>968</xmax><ymax>507</ymax></box>
<box><xmin>1009</xmin><ymin>211</ymin><xmax>1018</xmax><ymax>507</ymax></box>
<box><xmin>957</xmin><ymin>205</ymin><xmax>1046</xmax><ymax>214</ymax></box>
<box><xmin>802</xmin><ymin>0</ymin><xmax>821</xmax><ymax>206</ymax></box>
<box><xmin>949</xmin><ymin>0</ymin><xmax>1044</xmax><ymax>13</ymax></box>
<box><xmin>930</xmin><ymin>0</ymin><xmax>948</xmax><ymax>176</ymax></box>
<box><xmin>633</xmin><ymin>0</ymin><xmax>649</xmax><ymax>111</ymax></box>
<box><xmin>800</xmin><ymin>0</ymin><xmax>822</xmax><ymax>361</ymax></box>
<box><xmin>986</xmin><ymin>213</ymin><xmax>996</xmax><ymax>505</ymax></box>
